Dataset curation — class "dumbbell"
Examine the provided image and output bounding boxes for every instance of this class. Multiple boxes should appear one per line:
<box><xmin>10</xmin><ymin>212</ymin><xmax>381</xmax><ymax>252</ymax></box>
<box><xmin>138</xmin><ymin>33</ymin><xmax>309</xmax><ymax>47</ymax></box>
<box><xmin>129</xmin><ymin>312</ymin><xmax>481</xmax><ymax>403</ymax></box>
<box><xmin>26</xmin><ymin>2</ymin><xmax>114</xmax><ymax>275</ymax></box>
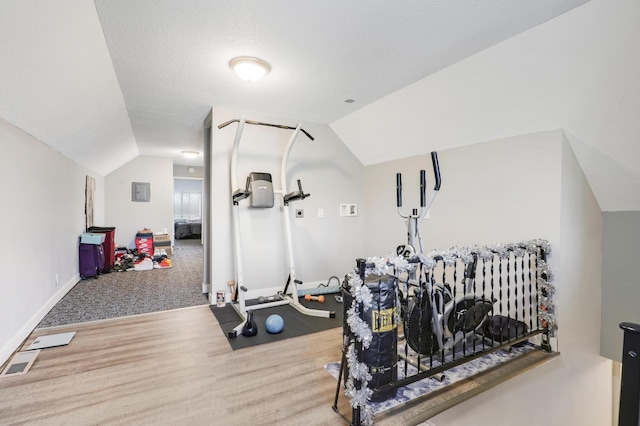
<box><xmin>258</xmin><ymin>294</ymin><xmax>280</xmax><ymax>304</ymax></box>
<box><xmin>304</xmin><ymin>294</ymin><xmax>325</xmax><ymax>303</ymax></box>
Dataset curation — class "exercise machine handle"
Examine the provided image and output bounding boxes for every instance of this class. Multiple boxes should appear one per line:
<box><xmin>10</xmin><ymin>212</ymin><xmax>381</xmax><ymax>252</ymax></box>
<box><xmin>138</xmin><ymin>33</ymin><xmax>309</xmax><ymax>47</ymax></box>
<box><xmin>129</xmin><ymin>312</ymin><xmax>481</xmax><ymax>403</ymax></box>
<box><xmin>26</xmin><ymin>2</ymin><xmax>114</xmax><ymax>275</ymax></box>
<box><xmin>232</xmin><ymin>176</ymin><xmax>252</xmax><ymax>204</ymax></box>
<box><xmin>431</xmin><ymin>151</ymin><xmax>441</xmax><ymax>191</ymax></box>
<box><xmin>218</xmin><ymin>118</ymin><xmax>314</xmax><ymax>141</ymax></box>
<box><xmin>283</xmin><ymin>179</ymin><xmax>310</xmax><ymax>205</ymax></box>
<box><xmin>420</xmin><ymin>170</ymin><xmax>426</xmax><ymax>207</ymax></box>
<box><xmin>396</xmin><ymin>173</ymin><xmax>402</xmax><ymax>208</ymax></box>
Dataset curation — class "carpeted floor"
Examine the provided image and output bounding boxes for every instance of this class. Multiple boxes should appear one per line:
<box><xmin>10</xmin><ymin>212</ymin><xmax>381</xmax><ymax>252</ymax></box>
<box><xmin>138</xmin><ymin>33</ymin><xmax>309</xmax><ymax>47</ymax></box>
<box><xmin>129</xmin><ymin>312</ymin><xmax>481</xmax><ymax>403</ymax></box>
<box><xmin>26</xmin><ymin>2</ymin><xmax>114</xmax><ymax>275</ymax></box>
<box><xmin>37</xmin><ymin>239</ymin><xmax>207</xmax><ymax>328</ymax></box>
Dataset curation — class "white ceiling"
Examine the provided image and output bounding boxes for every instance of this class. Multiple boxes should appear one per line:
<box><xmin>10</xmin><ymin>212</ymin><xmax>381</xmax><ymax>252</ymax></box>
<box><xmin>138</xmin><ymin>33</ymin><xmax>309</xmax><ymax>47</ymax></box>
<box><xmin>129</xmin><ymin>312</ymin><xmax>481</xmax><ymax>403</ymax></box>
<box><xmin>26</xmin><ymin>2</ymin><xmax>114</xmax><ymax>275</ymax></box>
<box><xmin>12</xmin><ymin>0</ymin><xmax>640</xmax><ymax>211</ymax></box>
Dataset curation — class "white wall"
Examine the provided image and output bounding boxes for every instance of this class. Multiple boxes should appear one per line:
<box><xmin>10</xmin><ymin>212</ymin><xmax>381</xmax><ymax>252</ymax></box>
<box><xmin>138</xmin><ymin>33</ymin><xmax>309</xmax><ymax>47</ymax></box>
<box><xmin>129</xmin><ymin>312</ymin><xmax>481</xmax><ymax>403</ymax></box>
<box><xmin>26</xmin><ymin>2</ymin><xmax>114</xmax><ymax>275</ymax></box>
<box><xmin>601</xmin><ymin>212</ymin><xmax>640</xmax><ymax>362</ymax></box>
<box><xmin>174</xmin><ymin>178</ymin><xmax>202</xmax><ymax>193</ymax></box>
<box><xmin>173</xmin><ymin>164</ymin><xmax>204</xmax><ymax>179</ymax></box>
<box><xmin>0</xmin><ymin>117</ymin><xmax>104</xmax><ymax>365</ymax></box>
<box><xmin>211</xmin><ymin>108</ymin><xmax>365</xmax><ymax>297</ymax></box>
<box><xmin>332</xmin><ymin>0</ymin><xmax>640</xmax><ymax>212</ymax></box>
<box><xmin>105</xmin><ymin>155</ymin><xmax>174</xmax><ymax>247</ymax></box>
<box><xmin>363</xmin><ymin>131</ymin><xmax>563</xmax><ymax>256</ymax></box>
<box><xmin>362</xmin><ymin>131</ymin><xmax>610</xmax><ymax>425</ymax></box>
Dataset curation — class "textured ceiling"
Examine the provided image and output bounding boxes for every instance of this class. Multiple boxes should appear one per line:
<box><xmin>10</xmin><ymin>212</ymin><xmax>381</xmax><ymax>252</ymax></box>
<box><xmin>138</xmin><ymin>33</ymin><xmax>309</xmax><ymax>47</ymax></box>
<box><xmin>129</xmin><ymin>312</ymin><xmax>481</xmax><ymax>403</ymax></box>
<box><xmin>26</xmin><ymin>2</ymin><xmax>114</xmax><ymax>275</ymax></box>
<box><xmin>0</xmin><ymin>0</ymin><xmax>139</xmax><ymax>175</ymax></box>
<box><xmin>2</xmin><ymin>0</ymin><xmax>593</xmax><ymax>172</ymax></box>
<box><xmin>94</xmin><ymin>0</ymin><xmax>590</xmax><ymax>165</ymax></box>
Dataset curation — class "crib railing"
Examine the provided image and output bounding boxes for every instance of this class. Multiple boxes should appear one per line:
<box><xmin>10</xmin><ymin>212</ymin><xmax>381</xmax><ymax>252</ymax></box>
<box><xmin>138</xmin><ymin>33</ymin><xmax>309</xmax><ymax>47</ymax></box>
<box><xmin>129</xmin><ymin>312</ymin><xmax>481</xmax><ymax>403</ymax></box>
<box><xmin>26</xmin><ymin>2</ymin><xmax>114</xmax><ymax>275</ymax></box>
<box><xmin>340</xmin><ymin>239</ymin><xmax>556</xmax><ymax>426</ymax></box>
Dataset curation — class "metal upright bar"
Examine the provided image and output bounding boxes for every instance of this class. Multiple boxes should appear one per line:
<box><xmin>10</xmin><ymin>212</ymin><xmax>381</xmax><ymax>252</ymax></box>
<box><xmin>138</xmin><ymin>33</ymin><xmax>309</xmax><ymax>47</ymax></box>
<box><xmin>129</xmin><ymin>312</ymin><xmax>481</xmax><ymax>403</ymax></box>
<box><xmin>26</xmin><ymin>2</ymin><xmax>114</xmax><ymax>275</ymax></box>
<box><xmin>280</xmin><ymin>125</ymin><xmax>302</xmax><ymax>304</ymax></box>
<box><xmin>230</xmin><ymin>117</ymin><xmax>247</xmax><ymax>332</ymax></box>
<box><xmin>619</xmin><ymin>322</ymin><xmax>640</xmax><ymax>426</ymax></box>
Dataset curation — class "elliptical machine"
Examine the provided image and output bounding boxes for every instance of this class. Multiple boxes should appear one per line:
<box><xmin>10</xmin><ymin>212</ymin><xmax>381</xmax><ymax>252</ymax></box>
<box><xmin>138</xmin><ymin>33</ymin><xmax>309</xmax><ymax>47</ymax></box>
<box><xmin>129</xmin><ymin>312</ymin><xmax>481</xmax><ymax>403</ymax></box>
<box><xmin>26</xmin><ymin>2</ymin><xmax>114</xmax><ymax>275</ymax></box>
<box><xmin>395</xmin><ymin>152</ymin><xmax>441</xmax><ymax>258</ymax></box>
<box><xmin>396</xmin><ymin>152</ymin><xmax>495</xmax><ymax>359</ymax></box>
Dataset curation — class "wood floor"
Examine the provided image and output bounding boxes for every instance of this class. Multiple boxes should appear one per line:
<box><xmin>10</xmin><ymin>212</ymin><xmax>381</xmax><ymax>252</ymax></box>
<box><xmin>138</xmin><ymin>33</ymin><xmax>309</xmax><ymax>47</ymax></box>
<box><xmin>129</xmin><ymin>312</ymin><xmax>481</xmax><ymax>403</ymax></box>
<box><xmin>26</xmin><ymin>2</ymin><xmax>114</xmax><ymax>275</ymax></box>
<box><xmin>1</xmin><ymin>306</ymin><xmax>352</xmax><ymax>425</ymax></box>
<box><xmin>0</xmin><ymin>306</ymin><xmax>559</xmax><ymax>426</ymax></box>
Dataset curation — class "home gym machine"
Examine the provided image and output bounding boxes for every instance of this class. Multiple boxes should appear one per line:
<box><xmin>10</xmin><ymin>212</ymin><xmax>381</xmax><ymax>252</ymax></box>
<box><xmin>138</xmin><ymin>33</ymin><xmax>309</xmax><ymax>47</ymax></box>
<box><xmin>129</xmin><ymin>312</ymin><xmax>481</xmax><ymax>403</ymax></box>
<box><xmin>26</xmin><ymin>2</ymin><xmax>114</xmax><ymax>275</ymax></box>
<box><xmin>335</xmin><ymin>152</ymin><xmax>513</xmax><ymax>425</ymax></box>
<box><xmin>219</xmin><ymin>116</ymin><xmax>335</xmax><ymax>339</ymax></box>
<box><xmin>396</xmin><ymin>152</ymin><xmax>495</xmax><ymax>359</ymax></box>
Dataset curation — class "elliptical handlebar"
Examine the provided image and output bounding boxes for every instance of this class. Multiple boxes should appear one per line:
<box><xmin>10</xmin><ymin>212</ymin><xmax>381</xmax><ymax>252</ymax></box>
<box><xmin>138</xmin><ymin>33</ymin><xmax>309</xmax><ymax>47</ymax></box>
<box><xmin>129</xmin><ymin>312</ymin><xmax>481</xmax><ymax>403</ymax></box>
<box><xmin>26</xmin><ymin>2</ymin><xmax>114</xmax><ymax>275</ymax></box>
<box><xmin>395</xmin><ymin>150</ymin><xmax>442</xmax><ymax>256</ymax></box>
<box><xmin>396</xmin><ymin>151</ymin><xmax>441</xmax><ymax>218</ymax></box>
<box><xmin>431</xmin><ymin>151</ymin><xmax>441</xmax><ymax>191</ymax></box>
<box><xmin>396</xmin><ymin>173</ymin><xmax>403</xmax><ymax>208</ymax></box>
<box><xmin>420</xmin><ymin>170</ymin><xmax>426</xmax><ymax>207</ymax></box>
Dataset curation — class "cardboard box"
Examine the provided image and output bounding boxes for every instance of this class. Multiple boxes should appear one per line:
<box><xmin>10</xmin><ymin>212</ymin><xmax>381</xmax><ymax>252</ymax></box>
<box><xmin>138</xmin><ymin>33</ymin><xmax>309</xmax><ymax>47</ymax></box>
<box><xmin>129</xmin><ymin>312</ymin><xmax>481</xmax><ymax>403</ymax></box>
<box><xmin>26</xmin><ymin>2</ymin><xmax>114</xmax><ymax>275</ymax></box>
<box><xmin>154</xmin><ymin>233</ymin><xmax>170</xmax><ymax>243</ymax></box>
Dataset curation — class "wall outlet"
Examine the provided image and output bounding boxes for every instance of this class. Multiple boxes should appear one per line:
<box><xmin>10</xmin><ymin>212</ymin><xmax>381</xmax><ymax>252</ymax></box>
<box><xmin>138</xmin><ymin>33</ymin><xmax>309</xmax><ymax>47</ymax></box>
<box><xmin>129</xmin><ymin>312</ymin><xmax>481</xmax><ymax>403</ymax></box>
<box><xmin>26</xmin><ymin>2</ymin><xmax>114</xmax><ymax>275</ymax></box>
<box><xmin>295</xmin><ymin>209</ymin><xmax>304</xmax><ymax>218</ymax></box>
<box><xmin>318</xmin><ymin>208</ymin><xmax>324</xmax><ymax>218</ymax></box>
<box><xmin>55</xmin><ymin>273</ymin><xmax>59</xmax><ymax>287</ymax></box>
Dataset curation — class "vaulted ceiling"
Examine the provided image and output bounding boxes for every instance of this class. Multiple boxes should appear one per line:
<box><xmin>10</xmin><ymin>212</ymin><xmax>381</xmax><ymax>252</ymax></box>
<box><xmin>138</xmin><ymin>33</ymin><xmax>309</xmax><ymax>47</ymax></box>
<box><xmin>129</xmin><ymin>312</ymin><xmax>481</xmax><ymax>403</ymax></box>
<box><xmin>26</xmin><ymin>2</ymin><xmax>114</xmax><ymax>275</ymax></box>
<box><xmin>3</xmin><ymin>1</ymin><xmax>638</xmax><ymax>210</ymax></box>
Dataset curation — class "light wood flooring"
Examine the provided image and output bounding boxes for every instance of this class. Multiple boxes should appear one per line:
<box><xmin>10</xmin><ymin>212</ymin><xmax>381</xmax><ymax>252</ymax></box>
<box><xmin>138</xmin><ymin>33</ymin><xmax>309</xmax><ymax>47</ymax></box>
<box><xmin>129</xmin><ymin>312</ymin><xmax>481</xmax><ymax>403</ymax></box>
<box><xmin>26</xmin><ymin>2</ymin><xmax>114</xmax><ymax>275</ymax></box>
<box><xmin>1</xmin><ymin>306</ymin><xmax>352</xmax><ymax>425</ymax></box>
<box><xmin>0</xmin><ymin>306</ymin><xmax>558</xmax><ymax>426</ymax></box>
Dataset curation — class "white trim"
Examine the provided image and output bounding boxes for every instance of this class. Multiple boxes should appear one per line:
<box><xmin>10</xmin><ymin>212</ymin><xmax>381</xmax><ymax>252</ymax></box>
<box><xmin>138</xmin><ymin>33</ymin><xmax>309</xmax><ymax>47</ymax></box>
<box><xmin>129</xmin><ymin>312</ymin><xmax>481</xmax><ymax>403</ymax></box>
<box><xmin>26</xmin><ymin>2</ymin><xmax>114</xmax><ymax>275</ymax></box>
<box><xmin>0</xmin><ymin>274</ymin><xmax>79</xmax><ymax>365</ymax></box>
<box><xmin>35</xmin><ymin>304</ymin><xmax>208</xmax><ymax>332</ymax></box>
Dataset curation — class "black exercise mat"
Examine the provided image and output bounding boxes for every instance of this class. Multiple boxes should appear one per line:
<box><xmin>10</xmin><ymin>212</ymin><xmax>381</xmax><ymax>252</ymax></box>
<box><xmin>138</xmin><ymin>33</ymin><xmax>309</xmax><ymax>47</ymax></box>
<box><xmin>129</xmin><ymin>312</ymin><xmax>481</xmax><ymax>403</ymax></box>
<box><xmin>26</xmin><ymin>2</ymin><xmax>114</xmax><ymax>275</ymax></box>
<box><xmin>210</xmin><ymin>294</ymin><xmax>344</xmax><ymax>350</ymax></box>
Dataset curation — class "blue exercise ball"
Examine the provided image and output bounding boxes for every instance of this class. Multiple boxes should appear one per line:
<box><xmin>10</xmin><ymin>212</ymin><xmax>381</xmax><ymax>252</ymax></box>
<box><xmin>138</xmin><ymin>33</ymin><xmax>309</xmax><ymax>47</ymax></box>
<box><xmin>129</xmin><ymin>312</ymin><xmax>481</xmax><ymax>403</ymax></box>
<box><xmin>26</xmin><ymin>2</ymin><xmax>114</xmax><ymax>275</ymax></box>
<box><xmin>265</xmin><ymin>314</ymin><xmax>284</xmax><ymax>334</ymax></box>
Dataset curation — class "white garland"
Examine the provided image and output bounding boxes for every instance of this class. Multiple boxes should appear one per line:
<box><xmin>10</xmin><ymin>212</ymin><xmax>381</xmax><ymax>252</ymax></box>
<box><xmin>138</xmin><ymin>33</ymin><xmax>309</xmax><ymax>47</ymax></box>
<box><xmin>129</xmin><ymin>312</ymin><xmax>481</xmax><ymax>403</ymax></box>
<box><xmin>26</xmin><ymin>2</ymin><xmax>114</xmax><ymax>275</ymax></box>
<box><xmin>536</xmin><ymin>258</ymin><xmax>557</xmax><ymax>336</ymax></box>
<box><xmin>344</xmin><ymin>239</ymin><xmax>556</xmax><ymax>424</ymax></box>
<box><xmin>344</xmin><ymin>271</ymin><xmax>375</xmax><ymax>425</ymax></box>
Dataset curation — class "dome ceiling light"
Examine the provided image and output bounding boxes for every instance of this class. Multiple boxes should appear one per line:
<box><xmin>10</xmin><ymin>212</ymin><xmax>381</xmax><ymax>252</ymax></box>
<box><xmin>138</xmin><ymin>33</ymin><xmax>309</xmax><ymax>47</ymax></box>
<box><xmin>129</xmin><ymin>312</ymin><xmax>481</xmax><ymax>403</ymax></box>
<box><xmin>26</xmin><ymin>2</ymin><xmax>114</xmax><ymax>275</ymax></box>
<box><xmin>229</xmin><ymin>57</ymin><xmax>271</xmax><ymax>82</ymax></box>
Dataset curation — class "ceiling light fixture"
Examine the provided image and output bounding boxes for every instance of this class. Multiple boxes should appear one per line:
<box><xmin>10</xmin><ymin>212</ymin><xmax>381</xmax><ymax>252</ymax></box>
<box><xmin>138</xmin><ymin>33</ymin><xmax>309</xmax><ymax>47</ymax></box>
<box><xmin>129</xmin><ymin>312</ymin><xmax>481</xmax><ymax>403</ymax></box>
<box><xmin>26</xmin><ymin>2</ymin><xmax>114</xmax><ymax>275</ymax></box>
<box><xmin>229</xmin><ymin>56</ymin><xmax>271</xmax><ymax>82</ymax></box>
<box><xmin>182</xmin><ymin>150</ymin><xmax>199</xmax><ymax>158</ymax></box>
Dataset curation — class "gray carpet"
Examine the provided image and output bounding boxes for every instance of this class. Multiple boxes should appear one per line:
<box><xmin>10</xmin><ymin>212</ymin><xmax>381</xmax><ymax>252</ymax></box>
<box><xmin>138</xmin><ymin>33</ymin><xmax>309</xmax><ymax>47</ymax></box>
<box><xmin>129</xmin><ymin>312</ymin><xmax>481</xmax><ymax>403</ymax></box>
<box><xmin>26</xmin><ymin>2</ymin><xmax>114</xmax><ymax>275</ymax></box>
<box><xmin>38</xmin><ymin>239</ymin><xmax>207</xmax><ymax>328</ymax></box>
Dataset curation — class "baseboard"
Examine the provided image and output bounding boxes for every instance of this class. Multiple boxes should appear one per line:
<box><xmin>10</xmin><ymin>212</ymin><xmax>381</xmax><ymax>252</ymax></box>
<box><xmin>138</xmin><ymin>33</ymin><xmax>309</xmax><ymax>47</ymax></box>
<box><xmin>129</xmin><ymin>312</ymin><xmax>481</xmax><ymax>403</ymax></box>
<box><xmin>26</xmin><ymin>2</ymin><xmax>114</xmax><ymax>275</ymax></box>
<box><xmin>0</xmin><ymin>274</ymin><xmax>79</xmax><ymax>366</ymax></box>
<box><xmin>297</xmin><ymin>279</ymin><xmax>342</xmax><ymax>291</ymax></box>
<box><xmin>215</xmin><ymin>279</ymin><xmax>340</xmax><ymax>303</ymax></box>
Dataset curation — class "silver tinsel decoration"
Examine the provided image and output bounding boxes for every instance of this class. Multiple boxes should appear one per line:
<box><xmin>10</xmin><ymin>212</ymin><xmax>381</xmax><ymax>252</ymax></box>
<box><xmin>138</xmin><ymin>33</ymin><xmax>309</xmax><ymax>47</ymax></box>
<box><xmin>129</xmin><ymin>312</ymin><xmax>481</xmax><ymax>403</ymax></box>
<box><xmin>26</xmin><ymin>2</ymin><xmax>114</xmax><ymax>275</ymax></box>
<box><xmin>346</xmin><ymin>306</ymin><xmax>373</xmax><ymax>348</ymax></box>
<box><xmin>387</xmin><ymin>254</ymin><xmax>413</xmax><ymax>273</ymax></box>
<box><xmin>440</xmin><ymin>249</ymin><xmax>458</xmax><ymax>266</ymax></box>
<box><xmin>343</xmin><ymin>238</ymin><xmax>556</xmax><ymax>424</ymax></box>
<box><xmin>346</xmin><ymin>345</ymin><xmax>372</xmax><ymax>382</ymax></box>
<box><xmin>417</xmin><ymin>253</ymin><xmax>437</xmax><ymax>269</ymax></box>
<box><xmin>345</xmin><ymin>268</ymin><xmax>377</xmax><ymax>425</ymax></box>
<box><xmin>488</xmin><ymin>243</ymin><xmax>510</xmax><ymax>259</ymax></box>
<box><xmin>455</xmin><ymin>246</ymin><xmax>474</xmax><ymax>264</ymax></box>
<box><xmin>356</xmin><ymin>285</ymin><xmax>374</xmax><ymax>311</ymax></box>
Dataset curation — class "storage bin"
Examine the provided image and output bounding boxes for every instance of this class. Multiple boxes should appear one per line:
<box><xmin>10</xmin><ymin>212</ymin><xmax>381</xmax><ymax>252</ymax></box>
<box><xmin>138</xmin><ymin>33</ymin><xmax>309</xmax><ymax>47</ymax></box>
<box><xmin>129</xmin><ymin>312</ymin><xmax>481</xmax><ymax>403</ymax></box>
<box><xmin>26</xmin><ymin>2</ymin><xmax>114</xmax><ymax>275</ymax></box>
<box><xmin>80</xmin><ymin>232</ymin><xmax>106</xmax><ymax>245</ymax></box>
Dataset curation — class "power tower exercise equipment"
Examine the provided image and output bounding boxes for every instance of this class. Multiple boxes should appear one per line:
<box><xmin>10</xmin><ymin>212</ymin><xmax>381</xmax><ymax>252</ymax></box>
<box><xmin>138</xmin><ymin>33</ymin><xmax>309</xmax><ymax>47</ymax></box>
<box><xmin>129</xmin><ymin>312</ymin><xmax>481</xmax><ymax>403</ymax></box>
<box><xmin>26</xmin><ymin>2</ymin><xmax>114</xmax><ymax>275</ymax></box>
<box><xmin>219</xmin><ymin>116</ymin><xmax>335</xmax><ymax>339</ymax></box>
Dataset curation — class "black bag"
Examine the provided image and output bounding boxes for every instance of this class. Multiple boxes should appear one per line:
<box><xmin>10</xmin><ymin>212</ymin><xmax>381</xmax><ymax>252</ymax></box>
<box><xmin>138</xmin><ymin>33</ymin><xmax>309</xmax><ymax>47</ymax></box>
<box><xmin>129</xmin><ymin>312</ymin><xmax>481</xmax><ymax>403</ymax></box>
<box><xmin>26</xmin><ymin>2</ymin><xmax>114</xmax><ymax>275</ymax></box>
<box><xmin>363</xmin><ymin>274</ymin><xmax>398</xmax><ymax>399</ymax></box>
<box><xmin>343</xmin><ymin>274</ymin><xmax>398</xmax><ymax>401</ymax></box>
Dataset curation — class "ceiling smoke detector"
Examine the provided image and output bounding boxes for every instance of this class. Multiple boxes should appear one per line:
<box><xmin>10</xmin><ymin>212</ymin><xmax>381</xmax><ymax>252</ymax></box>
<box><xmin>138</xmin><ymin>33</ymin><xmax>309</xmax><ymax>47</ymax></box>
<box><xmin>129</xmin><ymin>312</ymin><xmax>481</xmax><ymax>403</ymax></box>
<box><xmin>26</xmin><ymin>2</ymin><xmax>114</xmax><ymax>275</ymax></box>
<box><xmin>229</xmin><ymin>57</ymin><xmax>271</xmax><ymax>82</ymax></box>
